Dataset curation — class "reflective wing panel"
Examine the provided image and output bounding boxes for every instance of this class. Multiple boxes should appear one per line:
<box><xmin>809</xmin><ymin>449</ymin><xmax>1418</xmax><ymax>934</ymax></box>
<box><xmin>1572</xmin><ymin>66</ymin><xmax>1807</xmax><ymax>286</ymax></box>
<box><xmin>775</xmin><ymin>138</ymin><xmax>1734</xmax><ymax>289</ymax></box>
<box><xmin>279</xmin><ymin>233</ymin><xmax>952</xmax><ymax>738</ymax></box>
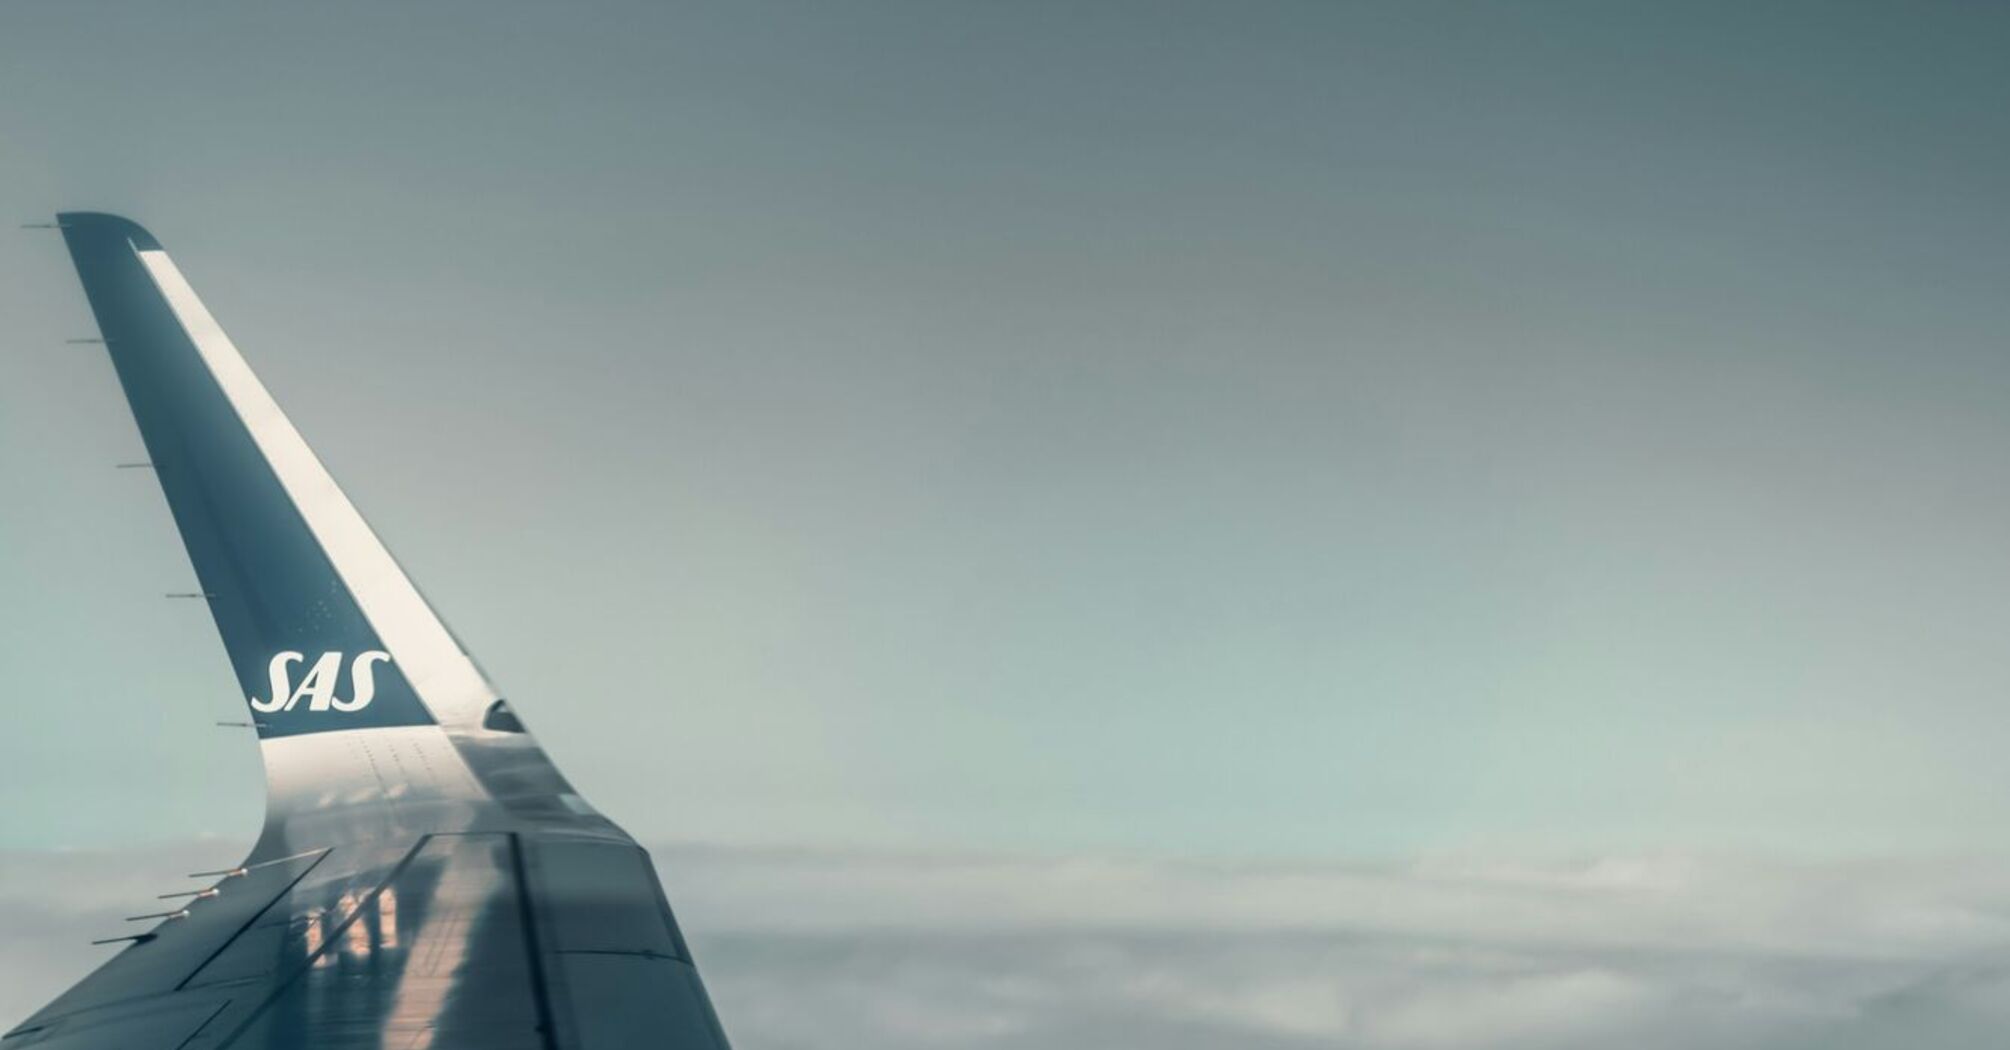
<box><xmin>7</xmin><ymin>214</ymin><xmax>732</xmax><ymax>1050</ymax></box>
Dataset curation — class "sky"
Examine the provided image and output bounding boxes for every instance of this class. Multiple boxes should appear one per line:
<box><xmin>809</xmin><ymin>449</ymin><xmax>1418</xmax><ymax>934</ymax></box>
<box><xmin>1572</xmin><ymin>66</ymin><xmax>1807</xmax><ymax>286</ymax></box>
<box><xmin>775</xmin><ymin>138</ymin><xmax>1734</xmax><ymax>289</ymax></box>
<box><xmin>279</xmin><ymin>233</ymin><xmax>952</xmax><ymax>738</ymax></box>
<box><xmin>4</xmin><ymin>2</ymin><xmax>2010</xmax><ymax>1043</ymax></box>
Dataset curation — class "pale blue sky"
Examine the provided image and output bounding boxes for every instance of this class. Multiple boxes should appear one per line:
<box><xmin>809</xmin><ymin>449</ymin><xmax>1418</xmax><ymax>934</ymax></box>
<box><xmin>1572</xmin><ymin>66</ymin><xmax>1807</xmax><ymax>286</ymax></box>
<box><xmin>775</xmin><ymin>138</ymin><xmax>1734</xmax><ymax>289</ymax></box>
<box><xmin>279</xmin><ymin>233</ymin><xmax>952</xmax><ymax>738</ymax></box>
<box><xmin>4</xmin><ymin>1</ymin><xmax>2010</xmax><ymax>859</ymax></box>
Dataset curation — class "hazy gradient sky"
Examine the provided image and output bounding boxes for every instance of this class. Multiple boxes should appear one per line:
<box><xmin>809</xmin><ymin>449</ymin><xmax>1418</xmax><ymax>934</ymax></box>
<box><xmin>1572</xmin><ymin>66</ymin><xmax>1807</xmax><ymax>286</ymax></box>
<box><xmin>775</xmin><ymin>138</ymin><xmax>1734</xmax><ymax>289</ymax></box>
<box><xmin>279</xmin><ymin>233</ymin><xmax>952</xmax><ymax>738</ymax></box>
<box><xmin>4</xmin><ymin>1</ymin><xmax>2010</xmax><ymax>860</ymax></box>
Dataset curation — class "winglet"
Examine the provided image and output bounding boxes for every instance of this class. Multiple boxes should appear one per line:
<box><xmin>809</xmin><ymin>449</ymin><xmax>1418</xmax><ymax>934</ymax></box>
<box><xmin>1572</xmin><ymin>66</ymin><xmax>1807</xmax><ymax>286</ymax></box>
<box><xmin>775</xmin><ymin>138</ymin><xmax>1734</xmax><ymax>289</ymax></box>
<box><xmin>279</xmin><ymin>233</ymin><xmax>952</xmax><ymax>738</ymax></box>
<box><xmin>57</xmin><ymin>213</ymin><xmax>499</xmax><ymax>738</ymax></box>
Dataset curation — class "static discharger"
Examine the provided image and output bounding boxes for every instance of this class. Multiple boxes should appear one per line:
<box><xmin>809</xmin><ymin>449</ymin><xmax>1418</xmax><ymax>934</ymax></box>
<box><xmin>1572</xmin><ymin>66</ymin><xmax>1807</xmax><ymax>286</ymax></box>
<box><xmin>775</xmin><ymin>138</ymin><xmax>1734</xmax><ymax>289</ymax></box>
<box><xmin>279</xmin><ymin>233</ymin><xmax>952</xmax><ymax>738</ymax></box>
<box><xmin>123</xmin><ymin>909</ymin><xmax>189</xmax><ymax>923</ymax></box>
<box><xmin>89</xmin><ymin>933</ymin><xmax>156</xmax><ymax>947</ymax></box>
<box><xmin>188</xmin><ymin>848</ymin><xmax>324</xmax><ymax>880</ymax></box>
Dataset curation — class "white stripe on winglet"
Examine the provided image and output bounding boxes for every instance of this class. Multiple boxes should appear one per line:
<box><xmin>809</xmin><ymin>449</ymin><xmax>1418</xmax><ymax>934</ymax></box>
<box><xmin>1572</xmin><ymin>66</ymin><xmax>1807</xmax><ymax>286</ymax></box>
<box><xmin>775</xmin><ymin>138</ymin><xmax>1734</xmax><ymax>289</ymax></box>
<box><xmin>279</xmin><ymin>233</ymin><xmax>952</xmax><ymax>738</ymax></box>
<box><xmin>135</xmin><ymin>246</ymin><xmax>495</xmax><ymax>728</ymax></box>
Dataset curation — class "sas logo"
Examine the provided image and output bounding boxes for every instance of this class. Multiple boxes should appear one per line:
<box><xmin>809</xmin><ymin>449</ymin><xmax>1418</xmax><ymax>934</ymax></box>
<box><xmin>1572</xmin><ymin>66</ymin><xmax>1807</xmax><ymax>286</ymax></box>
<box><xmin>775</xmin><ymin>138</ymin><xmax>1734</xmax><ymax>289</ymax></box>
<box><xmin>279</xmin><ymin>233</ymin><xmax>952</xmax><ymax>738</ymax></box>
<box><xmin>249</xmin><ymin>650</ymin><xmax>393</xmax><ymax>714</ymax></box>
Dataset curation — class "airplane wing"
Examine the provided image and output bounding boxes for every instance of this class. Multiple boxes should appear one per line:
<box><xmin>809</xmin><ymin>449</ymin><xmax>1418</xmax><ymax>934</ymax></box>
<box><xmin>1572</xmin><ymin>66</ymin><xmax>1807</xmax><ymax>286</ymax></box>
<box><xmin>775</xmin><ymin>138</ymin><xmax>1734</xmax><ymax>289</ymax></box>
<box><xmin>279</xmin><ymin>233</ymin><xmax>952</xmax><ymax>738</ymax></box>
<box><xmin>6</xmin><ymin>213</ymin><xmax>733</xmax><ymax>1050</ymax></box>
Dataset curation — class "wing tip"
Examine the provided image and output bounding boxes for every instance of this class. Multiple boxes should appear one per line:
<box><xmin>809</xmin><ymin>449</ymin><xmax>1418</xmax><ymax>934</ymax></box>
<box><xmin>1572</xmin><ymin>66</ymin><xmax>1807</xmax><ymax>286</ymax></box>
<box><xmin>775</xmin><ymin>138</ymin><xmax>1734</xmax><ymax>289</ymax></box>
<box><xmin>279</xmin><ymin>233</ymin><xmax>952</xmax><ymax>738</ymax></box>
<box><xmin>56</xmin><ymin>211</ymin><xmax>162</xmax><ymax>250</ymax></box>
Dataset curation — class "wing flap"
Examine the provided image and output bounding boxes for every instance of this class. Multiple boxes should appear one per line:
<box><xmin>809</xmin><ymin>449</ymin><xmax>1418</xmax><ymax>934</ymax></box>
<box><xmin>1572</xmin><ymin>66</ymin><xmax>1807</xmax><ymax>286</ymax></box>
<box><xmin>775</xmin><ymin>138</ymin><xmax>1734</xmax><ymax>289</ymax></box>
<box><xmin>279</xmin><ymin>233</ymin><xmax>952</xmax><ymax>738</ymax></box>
<box><xmin>525</xmin><ymin>841</ymin><xmax>729</xmax><ymax>1049</ymax></box>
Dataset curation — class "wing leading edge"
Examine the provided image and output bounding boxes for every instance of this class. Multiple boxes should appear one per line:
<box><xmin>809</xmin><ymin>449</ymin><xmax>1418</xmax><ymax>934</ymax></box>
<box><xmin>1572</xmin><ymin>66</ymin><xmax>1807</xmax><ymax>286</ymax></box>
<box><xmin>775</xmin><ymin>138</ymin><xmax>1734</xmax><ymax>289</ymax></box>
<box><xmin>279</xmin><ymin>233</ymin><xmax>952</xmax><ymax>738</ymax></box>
<box><xmin>8</xmin><ymin>214</ymin><xmax>732</xmax><ymax>1049</ymax></box>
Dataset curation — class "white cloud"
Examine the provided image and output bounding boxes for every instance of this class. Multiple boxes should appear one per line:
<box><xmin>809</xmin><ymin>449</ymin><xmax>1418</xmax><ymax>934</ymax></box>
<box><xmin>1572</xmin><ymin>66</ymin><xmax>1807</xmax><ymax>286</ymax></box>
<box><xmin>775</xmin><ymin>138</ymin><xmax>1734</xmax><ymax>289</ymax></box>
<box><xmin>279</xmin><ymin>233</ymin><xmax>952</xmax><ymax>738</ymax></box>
<box><xmin>8</xmin><ymin>843</ymin><xmax>2010</xmax><ymax>1047</ymax></box>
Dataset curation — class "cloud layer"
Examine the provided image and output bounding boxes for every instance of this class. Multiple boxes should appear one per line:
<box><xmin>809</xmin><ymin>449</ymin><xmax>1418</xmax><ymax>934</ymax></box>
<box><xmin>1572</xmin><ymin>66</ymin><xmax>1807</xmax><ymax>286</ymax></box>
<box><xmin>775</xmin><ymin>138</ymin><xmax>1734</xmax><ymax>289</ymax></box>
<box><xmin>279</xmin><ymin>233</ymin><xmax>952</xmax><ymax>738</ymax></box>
<box><xmin>8</xmin><ymin>843</ymin><xmax>2010</xmax><ymax>1047</ymax></box>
